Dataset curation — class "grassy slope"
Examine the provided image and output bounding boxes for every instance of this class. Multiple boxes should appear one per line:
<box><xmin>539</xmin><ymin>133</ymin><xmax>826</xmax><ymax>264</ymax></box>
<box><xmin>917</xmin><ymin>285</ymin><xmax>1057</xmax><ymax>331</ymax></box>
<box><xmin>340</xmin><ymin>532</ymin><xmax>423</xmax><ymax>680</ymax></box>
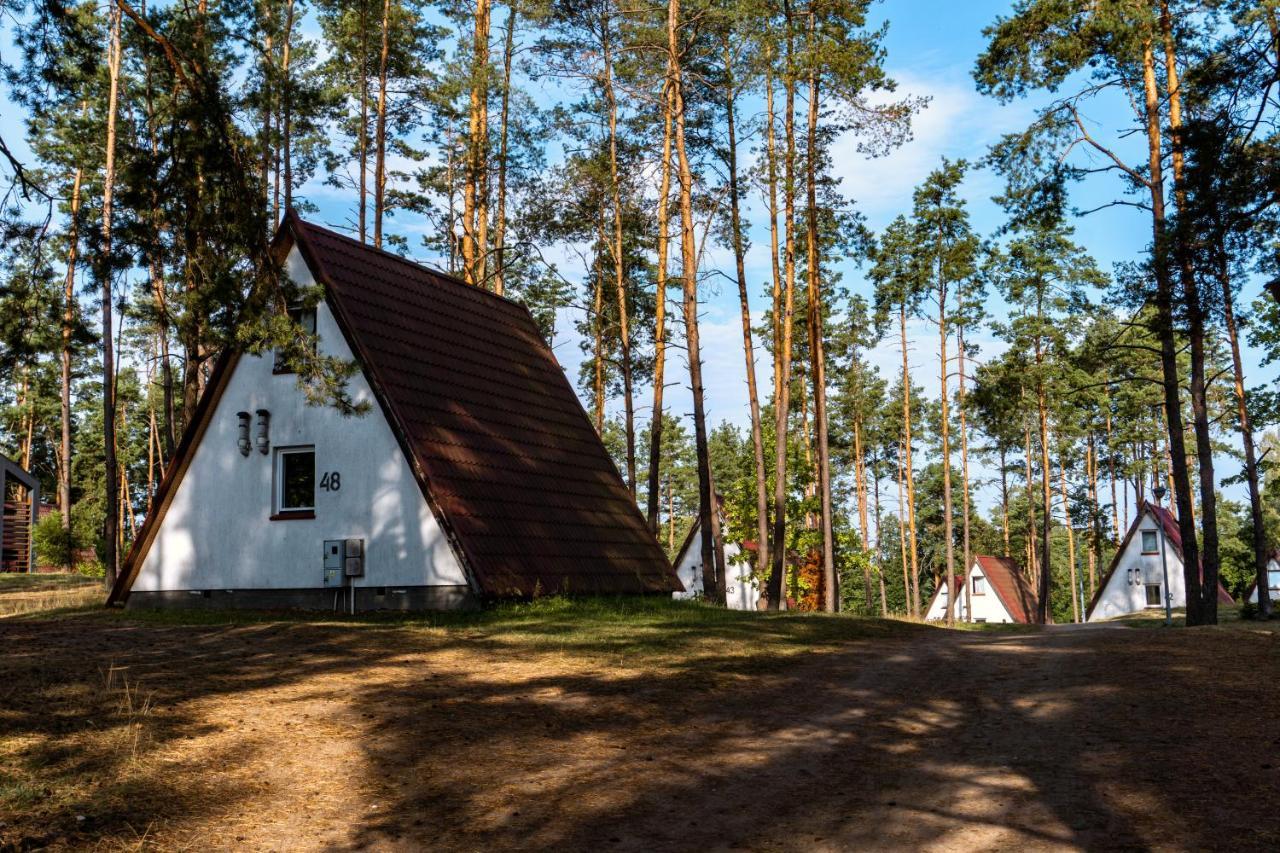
<box><xmin>0</xmin><ymin>573</ymin><xmax>104</xmax><ymax>618</ymax></box>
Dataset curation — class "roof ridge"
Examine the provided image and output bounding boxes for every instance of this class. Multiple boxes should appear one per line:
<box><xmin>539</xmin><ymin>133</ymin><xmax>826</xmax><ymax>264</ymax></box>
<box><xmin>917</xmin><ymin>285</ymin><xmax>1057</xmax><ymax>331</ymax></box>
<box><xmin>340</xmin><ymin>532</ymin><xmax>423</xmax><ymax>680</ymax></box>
<box><xmin>289</xmin><ymin>212</ymin><xmax>528</xmax><ymax>312</ymax></box>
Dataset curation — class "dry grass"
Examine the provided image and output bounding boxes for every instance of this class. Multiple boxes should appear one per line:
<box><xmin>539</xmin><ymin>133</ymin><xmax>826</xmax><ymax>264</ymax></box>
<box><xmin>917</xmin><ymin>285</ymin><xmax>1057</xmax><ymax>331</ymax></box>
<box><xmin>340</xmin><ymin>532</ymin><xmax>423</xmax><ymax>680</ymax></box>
<box><xmin>1</xmin><ymin>599</ymin><xmax>1277</xmax><ymax>851</ymax></box>
<box><xmin>0</xmin><ymin>573</ymin><xmax>103</xmax><ymax>618</ymax></box>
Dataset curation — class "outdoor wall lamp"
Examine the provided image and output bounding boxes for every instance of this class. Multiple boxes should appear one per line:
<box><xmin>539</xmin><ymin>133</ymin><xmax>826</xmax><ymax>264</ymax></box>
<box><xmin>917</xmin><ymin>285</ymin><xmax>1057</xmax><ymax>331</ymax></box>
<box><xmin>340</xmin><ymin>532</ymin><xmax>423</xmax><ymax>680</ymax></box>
<box><xmin>236</xmin><ymin>412</ymin><xmax>252</xmax><ymax>457</ymax></box>
<box><xmin>256</xmin><ymin>409</ymin><xmax>271</xmax><ymax>455</ymax></box>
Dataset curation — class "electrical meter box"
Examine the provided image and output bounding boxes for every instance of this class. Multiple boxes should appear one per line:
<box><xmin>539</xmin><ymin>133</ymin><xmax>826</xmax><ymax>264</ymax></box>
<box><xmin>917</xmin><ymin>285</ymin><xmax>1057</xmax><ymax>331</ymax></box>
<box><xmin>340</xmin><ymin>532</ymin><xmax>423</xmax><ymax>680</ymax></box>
<box><xmin>343</xmin><ymin>538</ymin><xmax>365</xmax><ymax>577</ymax></box>
<box><xmin>323</xmin><ymin>540</ymin><xmax>345</xmax><ymax>587</ymax></box>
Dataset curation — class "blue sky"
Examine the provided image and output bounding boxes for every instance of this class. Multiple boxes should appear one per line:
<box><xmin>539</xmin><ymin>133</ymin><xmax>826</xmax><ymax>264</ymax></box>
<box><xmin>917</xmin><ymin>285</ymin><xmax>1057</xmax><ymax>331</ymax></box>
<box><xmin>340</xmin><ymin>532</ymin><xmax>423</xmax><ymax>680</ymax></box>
<box><xmin>1</xmin><ymin>0</ymin><xmax>1271</xmax><ymax>520</ymax></box>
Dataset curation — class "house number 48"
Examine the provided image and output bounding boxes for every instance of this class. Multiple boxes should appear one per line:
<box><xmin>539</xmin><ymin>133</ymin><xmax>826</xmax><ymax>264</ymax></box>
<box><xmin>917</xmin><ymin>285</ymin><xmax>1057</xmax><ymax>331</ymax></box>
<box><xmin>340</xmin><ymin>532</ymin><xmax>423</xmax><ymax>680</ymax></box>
<box><xmin>320</xmin><ymin>471</ymin><xmax>342</xmax><ymax>492</ymax></box>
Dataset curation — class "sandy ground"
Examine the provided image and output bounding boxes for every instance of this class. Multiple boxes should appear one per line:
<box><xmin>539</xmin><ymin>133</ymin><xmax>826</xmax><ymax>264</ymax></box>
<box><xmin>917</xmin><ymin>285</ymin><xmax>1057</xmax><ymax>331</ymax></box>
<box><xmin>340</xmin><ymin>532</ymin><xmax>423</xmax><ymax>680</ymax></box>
<box><xmin>1</xmin><ymin>612</ymin><xmax>1277</xmax><ymax>851</ymax></box>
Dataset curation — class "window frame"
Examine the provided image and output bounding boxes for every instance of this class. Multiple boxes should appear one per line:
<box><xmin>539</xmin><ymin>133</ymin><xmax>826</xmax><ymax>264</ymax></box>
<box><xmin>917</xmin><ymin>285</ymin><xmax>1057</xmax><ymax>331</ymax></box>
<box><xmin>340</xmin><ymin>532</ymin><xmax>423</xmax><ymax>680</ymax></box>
<box><xmin>273</xmin><ymin>445</ymin><xmax>316</xmax><ymax>519</ymax></box>
<box><xmin>971</xmin><ymin>574</ymin><xmax>986</xmax><ymax>596</ymax></box>
<box><xmin>273</xmin><ymin>306</ymin><xmax>318</xmax><ymax>374</ymax></box>
<box><xmin>1145</xmin><ymin>583</ymin><xmax>1162</xmax><ymax>607</ymax></box>
<box><xmin>1140</xmin><ymin>529</ymin><xmax>1159</xmax><ymax>555</ymax></box>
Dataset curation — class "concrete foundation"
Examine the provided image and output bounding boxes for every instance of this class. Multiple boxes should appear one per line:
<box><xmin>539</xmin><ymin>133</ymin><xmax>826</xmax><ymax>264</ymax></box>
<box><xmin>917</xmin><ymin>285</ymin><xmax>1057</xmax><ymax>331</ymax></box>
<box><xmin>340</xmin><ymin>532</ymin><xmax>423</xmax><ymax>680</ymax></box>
<box><xmin>126</xmin><ymin>584</ymin><xmax>477</xmax><ymax>612</ymax></box>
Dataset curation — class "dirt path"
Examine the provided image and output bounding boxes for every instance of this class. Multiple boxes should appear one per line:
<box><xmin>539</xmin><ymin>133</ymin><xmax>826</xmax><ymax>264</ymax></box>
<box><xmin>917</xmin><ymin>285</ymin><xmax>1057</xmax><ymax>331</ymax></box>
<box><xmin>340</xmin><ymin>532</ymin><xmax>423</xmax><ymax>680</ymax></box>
<box><xmin>1</xmin><ymin>615</ymin><xmax>1277</xmax><ymax>851</ymax></box>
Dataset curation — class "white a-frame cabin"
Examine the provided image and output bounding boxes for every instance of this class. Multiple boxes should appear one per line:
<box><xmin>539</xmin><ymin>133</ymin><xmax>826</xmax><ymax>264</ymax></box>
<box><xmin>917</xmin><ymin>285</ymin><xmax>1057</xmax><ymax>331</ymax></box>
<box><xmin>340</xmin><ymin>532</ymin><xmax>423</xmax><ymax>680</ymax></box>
<box><xmin>671</xmin><ymin>510</ymin><xmax>762</xmax><ymax>611</ymax></box>
<box><xmin>1086</xmin><ymin>501</ymin><xmax>1233</xmax><ymax>622</ymax></box>
<box><xmin>107</xmin><ymin>213</ymin><xmax>680</xmax><ymax>611</ymax></box>
<box><xmin>924</xmin><ymin>555</ymin><xmax>1035</xmax><ymax>624</ymax></box>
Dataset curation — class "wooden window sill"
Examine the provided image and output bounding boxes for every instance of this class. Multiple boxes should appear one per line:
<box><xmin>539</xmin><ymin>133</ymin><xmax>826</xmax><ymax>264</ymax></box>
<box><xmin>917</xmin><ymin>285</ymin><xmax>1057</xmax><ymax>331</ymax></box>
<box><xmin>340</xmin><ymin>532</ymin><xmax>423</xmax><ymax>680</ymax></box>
<box><xmin>270</xmin><ymin>510</ymin><xmax>315</xmax><ymax>521</ymax></box>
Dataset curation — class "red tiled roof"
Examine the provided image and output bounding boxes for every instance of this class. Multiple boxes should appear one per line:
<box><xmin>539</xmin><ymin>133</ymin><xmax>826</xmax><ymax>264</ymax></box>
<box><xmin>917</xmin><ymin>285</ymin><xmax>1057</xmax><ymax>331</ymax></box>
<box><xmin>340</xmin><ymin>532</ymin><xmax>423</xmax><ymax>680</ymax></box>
<box><xmin>289</xmin><ymin>216</ymin><xmax>679</xmax><ymax>597</ymax></box>
<box><xmin>974</xmin><ymin>555</ymin><xmax>1035</xmax><ymax>624</ymax></box>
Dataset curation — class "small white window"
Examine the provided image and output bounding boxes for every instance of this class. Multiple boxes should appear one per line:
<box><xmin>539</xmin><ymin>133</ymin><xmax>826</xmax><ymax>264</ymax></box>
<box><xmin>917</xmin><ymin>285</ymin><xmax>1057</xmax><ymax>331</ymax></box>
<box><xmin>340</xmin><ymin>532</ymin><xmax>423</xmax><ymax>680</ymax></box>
<box><xmin>275</xmin><ymin>446</ymin><xmax>315</xmax><ymax>514</ymax></box>
<box><xmin>1145</xmin><ymin>583</ymin><xmax>1162</xmax><ymax>607</ymax></box>
<box><xmin>1141</xmin><ymin>530</ymin><xmax>1158</xmax><ymax>554</ymax></box>
<box><xmin>972</xmin><ymin>575</ymin><xmax>986</xmax><ymax>596</ymax></box>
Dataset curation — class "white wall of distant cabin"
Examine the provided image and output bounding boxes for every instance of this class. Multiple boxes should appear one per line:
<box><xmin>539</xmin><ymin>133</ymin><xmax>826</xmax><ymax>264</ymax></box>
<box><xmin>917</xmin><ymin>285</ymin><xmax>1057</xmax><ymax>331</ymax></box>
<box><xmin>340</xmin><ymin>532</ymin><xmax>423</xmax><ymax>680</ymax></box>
<box><xmin>923</xmin><ymin>561</ymin><xmax>1018</xmax><ymax>624</ymax></box>
<box><xmin>673</xmin><ymin>524</ymin><xmax>760</xmax><ymax>611</ymax></box>
<box><xmin>1247</xmin><ymin>559</ymin><xmax>1280</xmax><ymax>604</ymax></box>
<box><xmin>1088</xmin><ymin>507</ymin><xmax>1185</xmax><ymax>622</ymax></box>
<box><xmin>131</xmin><ymin>247</ymin><xmax>469</xmax><ymax>594</ymax></box>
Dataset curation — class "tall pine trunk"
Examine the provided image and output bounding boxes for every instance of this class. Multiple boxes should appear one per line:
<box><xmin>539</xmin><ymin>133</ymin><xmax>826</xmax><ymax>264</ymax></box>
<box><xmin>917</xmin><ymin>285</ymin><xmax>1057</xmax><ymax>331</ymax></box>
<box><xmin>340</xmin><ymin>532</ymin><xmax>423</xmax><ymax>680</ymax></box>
<box><xmin>602</xmin><ymin>10</ymin><xmax>635</xmax><ymax>495</ymax></box>
<box><xmin>1000</xmin><ymin>445</ymin><xmax>1011</xmax><ymax>558</ymax></box>
<box><xmin>645</xmin><ymin>78</ymin><xmax>674</xmax><ymax>532</ymax></box>
<box><xmin>492</xmin><ymin>4</ymin><xmax>516</xmax><ymax>297</ymax></box>
<box><xmin>958</xmin><ymin>325</ymin><xmax>972</xmax><ymax>619</ymax></box>
<box><xmin>373</xmin><ymin>0</ymin><xmax>391</xmax><ymax>247</ymax></box>
<box><xmin>1059</xmin><ymin>449</ymin><xmax>1078</xmax><ymax>622</ymax></box>
<box><xmin>938</xmin><ymin>244</ymin><xmax>955</xmax><ymax>625</ymax></box>
<box><xmin>767</xmin><ymin>21</ymin><xmax>799</xmax><ymax>611</ymax></box>
<box><xmin>1160</xmin><ymin>2</ymin><xmax>1218</xmax><ymax>623</ymax></box>
<box><xmin>99</xmin><ymin>2</ymin><xmax>123</xmax><ymax>587</ymax></box>
<box><xmin>462</xmin><ymin>0</ymin><xmax>490</xmax><ymax>282</ymax></box>
<box><xmin>804</xmin><ymin>22</ymin><xmax>836</xmax><ymax>612</ymax></box>
<box><xmin>1216</xmin><ymin>244</ymin><xmax>1269</xmax><ymax>616</ymax></box>
<box><xmin>900</xmin><ymin>302</ymin><xmax>920</xmax><ymax>615</ymax></box>
<box><xmin>723</xmin><ymin>35</ymin><xmax>769</xmax><ymax>584</ymax></box>
<box><xmin>669</xmin><ymin>0</ymin><xmax>722</xmax><ymax>604</ymax></box>
<box><xmin>60</xmin><ymin>164</ymin><xmax>83</xmax><ymax>539</ymax></box>
<box><xmin>1140</xmin><ymin>30</ymin><xmax>1203</xmax><ymax>623</ymax></box>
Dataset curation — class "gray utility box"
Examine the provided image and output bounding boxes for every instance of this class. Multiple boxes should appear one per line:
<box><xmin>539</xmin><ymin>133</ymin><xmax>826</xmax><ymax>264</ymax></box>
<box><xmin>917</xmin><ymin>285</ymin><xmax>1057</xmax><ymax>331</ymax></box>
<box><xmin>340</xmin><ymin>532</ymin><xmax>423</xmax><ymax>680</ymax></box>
<box><xmin>323</xmin><ymin>540</ymin><xmax>345</xmax><ymax>587</ymax></box>
<box><xmin>324</xmin><ymin>538</ymin><xmax>365</xmax><ymax>586</ymax></box>
<box><xmin>344</xmin><ymin>538</ymin><xmax>364</xmax><ymax>577</ymax></box>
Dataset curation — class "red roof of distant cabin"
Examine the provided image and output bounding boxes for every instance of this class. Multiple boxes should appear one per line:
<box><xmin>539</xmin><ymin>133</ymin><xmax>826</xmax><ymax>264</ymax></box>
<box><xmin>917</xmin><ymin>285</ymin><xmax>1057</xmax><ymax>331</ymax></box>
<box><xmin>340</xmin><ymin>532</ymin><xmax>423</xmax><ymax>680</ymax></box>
<box><xmin>110</xmin><ymin>213</ymin><xmax>679</xmax><ymax>602</ymax></box>
<box><xmin>974</xmin><ymin>555</ymin><xmax>1035</xmax><ymax>624</ymax></box>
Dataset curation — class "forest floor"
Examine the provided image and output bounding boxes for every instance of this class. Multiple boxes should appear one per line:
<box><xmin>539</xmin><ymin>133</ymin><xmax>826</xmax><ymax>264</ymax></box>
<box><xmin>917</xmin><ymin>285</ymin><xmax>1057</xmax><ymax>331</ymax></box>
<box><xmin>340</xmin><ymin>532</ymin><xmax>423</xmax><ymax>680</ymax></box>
<box><xmin>1</xmin><ymin>598</ymin><xmax>1277</xmax><ymax>852</ymax></box>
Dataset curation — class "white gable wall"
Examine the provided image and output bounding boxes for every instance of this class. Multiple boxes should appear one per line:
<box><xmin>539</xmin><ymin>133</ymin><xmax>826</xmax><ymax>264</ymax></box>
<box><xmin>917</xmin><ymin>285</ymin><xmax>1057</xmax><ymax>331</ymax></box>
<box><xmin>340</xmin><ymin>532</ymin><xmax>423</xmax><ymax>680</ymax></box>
<box><xmin>1088</xmin><ymin>507</ymin><xmax>1185</xmax><ymax>622</ymax></box>
<box><xmin>1247</xmin><ymin>559</ymin><xmax>1280</xmax><ymax>604</ymax></box>
<box><xmin>673</xmin><ymin>524</ymin><xmax>760</xmax><ymax>611</ymax></box>
<box><xmin>923</xmin><ymin>560</ymin><xmax>1019</xmax><ymax>624</ymax></box>
<box><xmin>131</xmin><ymin>247</ymin><xmax>468</xmax><ymax>594</ymax></box>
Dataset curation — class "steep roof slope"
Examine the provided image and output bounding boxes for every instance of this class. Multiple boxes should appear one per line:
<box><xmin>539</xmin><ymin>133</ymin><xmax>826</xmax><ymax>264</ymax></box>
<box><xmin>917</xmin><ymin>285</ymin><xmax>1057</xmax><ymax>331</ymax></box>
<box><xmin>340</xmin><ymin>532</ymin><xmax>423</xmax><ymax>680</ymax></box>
<box><xmin>1085</xmin><ymin>502</ymin><xmax>1233</xmax><ymax>619</ymax></box>
<box><xmin>974</xmin><ymin>555</ymin><xmax>1034</xmax><ymax>624</ymax></box>
<box><xmin>110</xmin><ymin>214</ymin><xmax>678</xmax><ymax>602</ymax></box>
<box><xmin>289</xmin><ymin>215</ymin><xmax>678</xmax><ymax>596</ymax></box>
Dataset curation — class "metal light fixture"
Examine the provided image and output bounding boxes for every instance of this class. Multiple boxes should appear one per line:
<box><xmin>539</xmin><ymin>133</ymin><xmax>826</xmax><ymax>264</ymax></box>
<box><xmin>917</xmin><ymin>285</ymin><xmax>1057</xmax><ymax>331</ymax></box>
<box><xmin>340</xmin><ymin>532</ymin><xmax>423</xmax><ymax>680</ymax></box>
<box><xmin>236</xmin><ymin>412</ymin><xmax>252</xmax><ymax>457</ymax></box>
<box><xmin>255</xmin><ymin>409</ymin><xmax>271</xmax><ymax>455</ymax></box>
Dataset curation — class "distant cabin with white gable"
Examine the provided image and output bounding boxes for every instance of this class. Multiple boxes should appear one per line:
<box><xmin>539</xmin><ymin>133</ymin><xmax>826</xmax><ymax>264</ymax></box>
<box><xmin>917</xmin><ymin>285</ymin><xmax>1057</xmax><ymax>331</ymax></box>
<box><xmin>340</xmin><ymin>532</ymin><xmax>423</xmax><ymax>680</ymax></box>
<box><xmin>1245</xmin><ymin>555</ymin><xmax>1280</xmax><ymax>605</ymax></box>
<box><xmin>671</xmin><ymin>512</ymin><xmax>761</xmax><ymax>611</ymax></box>
<box><xmin>1086</xmin><ymin>501</ymin><xmax>1233</xmax><ymax>622</ymax></box>
<box><xmin>924</xmin><ymin>555</ymin><xmax>1035</xmax><ymax>624</ymax></box>
<box><xmin>106</xmin><ymin>214</ymin><xmax>680</xmax><ymax>611</ymax></box>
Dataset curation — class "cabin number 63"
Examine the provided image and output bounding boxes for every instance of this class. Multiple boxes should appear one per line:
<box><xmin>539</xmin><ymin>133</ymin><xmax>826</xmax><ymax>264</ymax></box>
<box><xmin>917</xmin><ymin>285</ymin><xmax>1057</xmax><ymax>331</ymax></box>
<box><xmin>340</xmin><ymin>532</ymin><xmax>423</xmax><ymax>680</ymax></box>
<box><xmin>320</xmin><ymin>471</ymin><xmax>342</xmax><ymax>492</ymax></box>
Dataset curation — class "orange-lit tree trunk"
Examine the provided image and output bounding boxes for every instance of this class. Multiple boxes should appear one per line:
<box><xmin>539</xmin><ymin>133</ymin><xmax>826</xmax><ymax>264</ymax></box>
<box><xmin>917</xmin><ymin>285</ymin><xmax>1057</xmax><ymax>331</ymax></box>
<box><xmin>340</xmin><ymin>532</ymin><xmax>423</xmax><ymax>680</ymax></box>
<box><xmin>723</xmin><ymin>34</ymin><xmax>769</xmax><ymax>580</ymax></box>
<box><xmin>669</xmin><ymin>0</ymin><xmax>723</xmax><ymax>603</ymax></box>
<box><xmin>804</xmin><ymin>12</ymin><xmax>836</xmax><ymax>612</ymax></box>
<box><xmin>645</xmin><ymin>78</ymin><xmax>674</xmax><ymax>532</ymax></box>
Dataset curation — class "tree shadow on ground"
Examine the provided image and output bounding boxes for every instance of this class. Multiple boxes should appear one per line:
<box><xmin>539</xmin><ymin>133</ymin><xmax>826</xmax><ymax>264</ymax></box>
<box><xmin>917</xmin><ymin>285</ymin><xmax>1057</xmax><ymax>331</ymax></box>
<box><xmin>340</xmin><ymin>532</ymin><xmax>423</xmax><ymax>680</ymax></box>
<box><xmin>0</xmin><ymin>604</ymin><xmax>1276</xmax><ymax>851</ymax></box>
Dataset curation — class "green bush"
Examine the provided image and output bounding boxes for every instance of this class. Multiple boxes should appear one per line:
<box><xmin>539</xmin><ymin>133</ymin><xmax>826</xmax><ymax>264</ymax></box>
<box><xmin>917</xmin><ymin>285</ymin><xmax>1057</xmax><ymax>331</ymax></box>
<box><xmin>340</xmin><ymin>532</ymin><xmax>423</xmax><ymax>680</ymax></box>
<box><xmin>76</xmin><ymin>559</ymin><xmax>106</xmax><ymax>579</ymax></box>
<box><xmin>1240</xmin><ymin>600</ymin><xmax>1259</xmax><ymax>621</ymax></box>
<box><xmin>32</xmin><ymin>513</ymin><xmax>76</xmax><ymax>570</ymax></box>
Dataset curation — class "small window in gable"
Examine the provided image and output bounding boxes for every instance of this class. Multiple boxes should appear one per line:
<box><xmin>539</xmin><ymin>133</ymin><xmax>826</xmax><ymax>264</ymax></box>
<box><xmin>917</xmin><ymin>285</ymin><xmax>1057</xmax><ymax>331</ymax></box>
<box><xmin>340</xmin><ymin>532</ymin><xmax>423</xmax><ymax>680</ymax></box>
<box><xmin>972</xmin><ymin>575</ymin><xmax>986</xmax><ymax>595</ymax></box>
<box><xmin>1141</xmin><ymin>530</ymin><xmax>1158</xmax><ymax>554</ymax></box>
<box><xmin>274</xmin><ymin>306</ymin><xmax>318</xmax><ymax>373</ymax></box>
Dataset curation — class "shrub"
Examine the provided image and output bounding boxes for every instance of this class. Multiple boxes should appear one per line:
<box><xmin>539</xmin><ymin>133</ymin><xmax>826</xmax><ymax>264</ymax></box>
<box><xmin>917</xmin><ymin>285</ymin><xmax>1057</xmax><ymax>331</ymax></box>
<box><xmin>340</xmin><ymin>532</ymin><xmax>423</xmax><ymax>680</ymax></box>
<box><xmin>1239</xmin><ymin>600</ymin><xmax>1259</xmax><ymax>621</ymax></box>
<box><xmin>33</xmin><ymin>513</ymin><xmax>76</xmax><ymax>570</ymax></box>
